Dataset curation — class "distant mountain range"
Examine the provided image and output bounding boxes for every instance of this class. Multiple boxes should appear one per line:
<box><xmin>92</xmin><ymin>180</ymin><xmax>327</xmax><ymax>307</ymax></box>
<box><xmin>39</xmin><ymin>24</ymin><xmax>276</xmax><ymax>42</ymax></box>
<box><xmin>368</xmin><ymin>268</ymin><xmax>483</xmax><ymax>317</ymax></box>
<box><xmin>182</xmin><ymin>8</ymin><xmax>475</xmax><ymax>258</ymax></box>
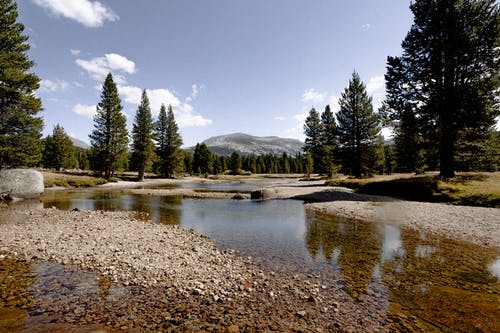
<box><xmin>70</xmin><ymin>137</ymin><xmax>90</xmax><ymax>150</ymax></box>
<box><xmin>190</xmin><ymin>133</ymin><xmax>304</xmax><ymax>156</ymax></box>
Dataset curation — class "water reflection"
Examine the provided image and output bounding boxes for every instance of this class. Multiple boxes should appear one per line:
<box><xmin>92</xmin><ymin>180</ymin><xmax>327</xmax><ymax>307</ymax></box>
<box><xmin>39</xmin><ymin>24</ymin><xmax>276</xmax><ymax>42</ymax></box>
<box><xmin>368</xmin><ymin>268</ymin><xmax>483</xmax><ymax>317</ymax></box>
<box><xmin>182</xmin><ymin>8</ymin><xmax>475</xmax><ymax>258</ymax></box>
<box><xmin>488</xmin><ymin>258</ymin><xmax>500</xmax><ymax>280</ymax></box>
<box><xmin>303</xmin><ymin>210</ymin><xmax>500</xmax><ymax>331</ymax></box>
<box><xmin>34</xmin><ymin>190</ymin><xmax>500</xmax><ymax>331</ymax></box>
<box><xmin>305</xmin><ymin>212</ymin><xmax>381</xmax><ymax>299</ymax></box>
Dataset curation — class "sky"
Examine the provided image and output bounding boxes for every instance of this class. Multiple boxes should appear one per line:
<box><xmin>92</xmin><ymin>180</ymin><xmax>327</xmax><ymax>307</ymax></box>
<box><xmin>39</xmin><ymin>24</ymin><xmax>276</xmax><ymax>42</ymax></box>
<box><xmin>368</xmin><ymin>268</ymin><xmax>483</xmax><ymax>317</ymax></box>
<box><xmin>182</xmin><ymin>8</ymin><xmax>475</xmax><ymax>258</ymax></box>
<box><xmin>18</xmin><ymin>0</ymin><xmax>416</xmax><ymax>147</ymax></box>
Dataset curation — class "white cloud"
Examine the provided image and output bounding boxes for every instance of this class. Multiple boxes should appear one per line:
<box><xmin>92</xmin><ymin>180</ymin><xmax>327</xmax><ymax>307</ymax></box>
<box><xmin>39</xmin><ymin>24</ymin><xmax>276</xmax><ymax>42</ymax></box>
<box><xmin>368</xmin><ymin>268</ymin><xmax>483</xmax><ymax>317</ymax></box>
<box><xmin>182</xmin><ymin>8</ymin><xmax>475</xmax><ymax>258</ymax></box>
<box><xmin>366</xmin><ymin>75</ymin><xmax>386</xmax><ymax>112</ymax></box>
<box><xmin>70</xmin><ymin>48</ymin><xmax>81</xmax><ymax>56</ymax></box>
<box><xmin>39</xmin><ymin>79</ymin><xmax>70</xmax><ymax>92</ymax></box>
<box><xmin>33</xmin><ymin>0</ymin><xmax>118</xmax><ymax>28</ymax></box>
<box><xmin>328</xmin><ymin>95</ymin><xmax>340</xmax><ymax>113</ymax></box>
<box><xmin>119</xmin><ymin>85</ymin><xmax>212</xmax><ymax>128</ymax></box>
<box><xmin>185</xmin><ymin>84</ymin><xmax>201</xmax><ymax>103</ymax></box>
<box><xmin>301</xmin><ymin>88</ymin><xmax>325</xmax><ymax>104</ymax></box>
<box><xmin>293</xmin><ymin>112</ymin><xmax>308</xmax><ymax>122</ymax></box>
<box><xmin>282</xmin><ymin>123</ymin><xmax>305</xmax><ymax>142</ymax></box>
<box><xmin>366</xmin><ymin>75</ymin><xmax>385</xmax><ymax>94</ymax></box>
<box><xmin>362</xmin><ymin>23</ymin><xmax>371</xmax><ymax>31</ymax></box>
<box><xmin>274</xmin><ymin>116</ymin><xmax>286</xmax><ymax>121</ymax></box>
<box><xmin>76</xmin><ymin>53</ymin><xmax>136</xmax><ymax>82</ymax></box>
<box><xmin>72</xmin><ymin>103</ymin><xmax>96</xmax><ymax>118</ymax></box>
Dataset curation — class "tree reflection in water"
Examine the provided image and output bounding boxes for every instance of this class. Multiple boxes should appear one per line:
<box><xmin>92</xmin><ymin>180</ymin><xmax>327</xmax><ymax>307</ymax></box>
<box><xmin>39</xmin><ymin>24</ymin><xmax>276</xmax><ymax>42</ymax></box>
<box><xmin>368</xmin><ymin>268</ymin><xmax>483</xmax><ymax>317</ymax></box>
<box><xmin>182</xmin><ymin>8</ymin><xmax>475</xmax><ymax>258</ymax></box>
<box><xmin>305</xmin><ymin>211</ymin><xmax>381</xmax><ymax>299</ymax></box>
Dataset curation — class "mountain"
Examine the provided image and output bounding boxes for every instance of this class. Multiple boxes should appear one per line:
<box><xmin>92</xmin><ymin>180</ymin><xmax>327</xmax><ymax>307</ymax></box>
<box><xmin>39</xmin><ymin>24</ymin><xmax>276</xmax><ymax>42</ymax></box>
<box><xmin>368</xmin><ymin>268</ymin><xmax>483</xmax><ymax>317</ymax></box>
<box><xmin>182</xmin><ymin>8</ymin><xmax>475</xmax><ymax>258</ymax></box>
<box><xmin>70</xmin><ymin>137</ymin><xmax>90</xmax><ymax>150</ymax></box>
<box><xmin>191</xmin><ymin>133</ymin><xmax>304</xmax><ymax>156</ymax></box>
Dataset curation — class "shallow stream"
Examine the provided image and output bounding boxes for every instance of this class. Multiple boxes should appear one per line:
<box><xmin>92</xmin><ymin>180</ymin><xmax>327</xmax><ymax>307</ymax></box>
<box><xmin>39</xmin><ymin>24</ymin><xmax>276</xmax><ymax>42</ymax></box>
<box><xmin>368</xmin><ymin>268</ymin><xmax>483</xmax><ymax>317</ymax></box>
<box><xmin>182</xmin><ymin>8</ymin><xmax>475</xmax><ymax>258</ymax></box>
<box><xmin>1</xmin><ymin>184</ymin><xmax>499</xmax><ymax>331</ymax></box>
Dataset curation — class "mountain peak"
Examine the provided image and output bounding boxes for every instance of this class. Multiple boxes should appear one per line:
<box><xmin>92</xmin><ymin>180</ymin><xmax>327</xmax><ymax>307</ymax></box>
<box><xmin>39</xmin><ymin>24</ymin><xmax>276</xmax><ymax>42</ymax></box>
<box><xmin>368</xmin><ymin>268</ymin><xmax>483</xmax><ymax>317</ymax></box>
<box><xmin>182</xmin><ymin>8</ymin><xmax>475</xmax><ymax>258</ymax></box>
<box><xmin>198</xmin><ymin>133</ymin><xmax>303</xmax><ymax>156</ymax></box>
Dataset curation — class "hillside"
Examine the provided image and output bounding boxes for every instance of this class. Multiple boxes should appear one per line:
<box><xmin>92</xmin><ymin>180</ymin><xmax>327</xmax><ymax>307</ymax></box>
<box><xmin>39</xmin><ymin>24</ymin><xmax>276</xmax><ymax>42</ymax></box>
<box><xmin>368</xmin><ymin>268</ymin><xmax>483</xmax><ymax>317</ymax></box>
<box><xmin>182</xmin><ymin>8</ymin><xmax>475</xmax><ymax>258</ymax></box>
<box><xmin>190</xmin><ymin>133</ymin><xmax>304</xmax><ymax>156</ymax></box>
<box><xmin>70</xmin><ymin>137</ymin><xmax>90</xmax><ymax>150</ymax></box>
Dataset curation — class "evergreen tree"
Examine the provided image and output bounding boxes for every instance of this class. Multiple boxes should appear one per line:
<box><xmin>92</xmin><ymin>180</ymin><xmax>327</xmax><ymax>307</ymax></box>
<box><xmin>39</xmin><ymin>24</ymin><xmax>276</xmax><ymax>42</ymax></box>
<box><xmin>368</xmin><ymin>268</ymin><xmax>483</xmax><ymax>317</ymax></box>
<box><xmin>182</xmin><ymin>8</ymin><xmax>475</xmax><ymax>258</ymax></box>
<box><xmin>385</xmin><ymin>0</ymin><xmax>499</xmax><ymax>178</ymax></box>
<box><xmin>336</xmin><ymin>71</ymin><xmax>380</xmax><ymax>177</ymax></box>
<box><xmin>382</xmin><ymin>57</ymin><xmax>427</xmax><ymax>173</ymax></box>
<box><xmin>89</xmin><ymin>73</ymin><xmax>129</xmax><ymax>179</ymax></box>
<box><xmin>303</xmin><ymin>108</ymin><xmax>324</xmax><ymax>174</ymax></box>
<box><xmin>192</xmin><ymin>143</ymin><xmax>212</xmax><ymax>175</ymax></box>
<box><xmin>131</xmin><ymin>90</ymin><xmax>154</xmax><ymax>181</ymax></box>
<box><xmin>75</xmin><ymin>148</ymin><xmax>90</xmax><ymax>170</ymax></box>
<box><xmin>183</xmin><ymin>151</ymin><xmax>193</xmax><ymax>174</ymax></box>
<box><xmin>321</xmin><ymin>105</ymin><xmax>340</xmax><ymax>177</ymax></box>
<box><xmin>0</xmin><ymin>0</ymin><xmax>43</xmax><ymax>169</ymax></box>
<box><xmin>229</xmin><ymin>151</ymin><xmax>242</xmax><ymax>174</ymax></box>
<box><xmin>42</xmin><ymin>124</ymin><xmax>76</xmax><ymax>170</ymax></box>
<box><xmin>155</xmin><ymin>104</ymin><xmax>183</xmax><ymax>178</ymax></box>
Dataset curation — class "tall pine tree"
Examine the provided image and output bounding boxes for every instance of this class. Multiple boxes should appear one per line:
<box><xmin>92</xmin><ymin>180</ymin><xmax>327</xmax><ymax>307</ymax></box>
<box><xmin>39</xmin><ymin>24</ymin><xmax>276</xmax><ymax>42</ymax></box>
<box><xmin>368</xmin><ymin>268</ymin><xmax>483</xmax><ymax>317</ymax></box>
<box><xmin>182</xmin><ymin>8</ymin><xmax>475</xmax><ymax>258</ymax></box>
<box><xmin>321</xmin><ymin>105</ymin><xmax>339</xmax><ymax>177</ymax></box>
<box><xmin>42</xmin><ymin>124</ymin><xmax>76</xmax><ymax>170</ymax></box>
<box><xmin>155</xmin><ymin>104</ymin><xmax>183</xmax><ymax>178</ymax></box>
<box><xmin>384</xmin><ymin>0</ymin><xmax>499</xmax><ymax>178</ymax></box>
<box><xmin>89</xmin><ymin>73</ymin><xmax>129</xmax><ymax>179</ymax></box>
<box><xmin>0</xmin><ymin>0</ymin><xmax>43</xmax><ymax>169</ymax></box>
<box><xmin>131</xmin><ymin>90</ymin><xmax>154</xmax><ymax>181</ymax></box>
<box><xmin>336</xmin><ymin>71</ymin><xmax>380</xmax><ymax>178</ymax></box>
<box><xmin>303</xmin><ymin>108</ymin><xmax>324</xmax><ymax>174</ymax></box>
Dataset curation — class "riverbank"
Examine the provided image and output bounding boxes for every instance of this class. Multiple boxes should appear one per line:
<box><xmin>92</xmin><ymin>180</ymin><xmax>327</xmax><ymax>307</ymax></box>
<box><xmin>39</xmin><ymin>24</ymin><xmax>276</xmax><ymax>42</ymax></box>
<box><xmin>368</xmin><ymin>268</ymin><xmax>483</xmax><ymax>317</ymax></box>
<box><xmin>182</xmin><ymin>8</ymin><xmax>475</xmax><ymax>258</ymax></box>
<box><xmin>0</xmin><ymin>208</ymin><xmax>389</xmax><ymax>332</ymax></box>
<box><xmin>250</xmin><ymin>183</ymin><xmax>499</xmax><ymax>248</ymax></box>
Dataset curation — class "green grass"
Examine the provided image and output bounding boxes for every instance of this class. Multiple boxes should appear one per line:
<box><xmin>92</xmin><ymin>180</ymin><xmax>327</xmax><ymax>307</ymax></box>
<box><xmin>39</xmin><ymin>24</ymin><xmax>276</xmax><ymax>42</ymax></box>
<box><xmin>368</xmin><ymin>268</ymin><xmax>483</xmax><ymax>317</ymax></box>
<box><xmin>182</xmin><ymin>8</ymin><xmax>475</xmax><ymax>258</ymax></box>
<box><xmin>326</xmin><ymin>172</ymin><xmax>500</xmax><ymax>208</ymax></box>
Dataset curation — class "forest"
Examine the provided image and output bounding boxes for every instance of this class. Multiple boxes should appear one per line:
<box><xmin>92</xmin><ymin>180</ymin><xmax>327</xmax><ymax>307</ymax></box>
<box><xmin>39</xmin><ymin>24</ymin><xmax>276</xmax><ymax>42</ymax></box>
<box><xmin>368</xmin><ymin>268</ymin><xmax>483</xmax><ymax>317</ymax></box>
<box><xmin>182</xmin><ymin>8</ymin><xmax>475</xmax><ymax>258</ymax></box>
<box><xmin>1</xmin><ymin>0</ymin><xmax>499</xmax><ymax>179</ymax></box>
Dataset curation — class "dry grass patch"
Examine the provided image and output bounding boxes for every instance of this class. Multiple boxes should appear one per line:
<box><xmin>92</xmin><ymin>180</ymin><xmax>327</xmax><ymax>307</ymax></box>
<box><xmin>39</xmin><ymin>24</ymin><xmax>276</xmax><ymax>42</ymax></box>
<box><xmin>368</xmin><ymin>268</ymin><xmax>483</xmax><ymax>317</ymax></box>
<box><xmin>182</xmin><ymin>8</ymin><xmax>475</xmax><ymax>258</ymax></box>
<box><xmin>42</xmin><ymin>171</ymin><xmax>107</xmax><ymax>188</ymax></box>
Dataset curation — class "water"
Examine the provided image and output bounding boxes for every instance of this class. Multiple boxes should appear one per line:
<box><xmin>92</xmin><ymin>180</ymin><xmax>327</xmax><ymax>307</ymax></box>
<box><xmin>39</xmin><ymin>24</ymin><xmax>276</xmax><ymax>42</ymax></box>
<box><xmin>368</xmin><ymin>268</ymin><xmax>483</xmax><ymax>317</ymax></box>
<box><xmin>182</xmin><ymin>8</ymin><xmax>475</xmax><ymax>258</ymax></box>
<box><xmin>2</xmin><ymin>187</ymin><xmax>500</xmax><ymax>331</ymax></box>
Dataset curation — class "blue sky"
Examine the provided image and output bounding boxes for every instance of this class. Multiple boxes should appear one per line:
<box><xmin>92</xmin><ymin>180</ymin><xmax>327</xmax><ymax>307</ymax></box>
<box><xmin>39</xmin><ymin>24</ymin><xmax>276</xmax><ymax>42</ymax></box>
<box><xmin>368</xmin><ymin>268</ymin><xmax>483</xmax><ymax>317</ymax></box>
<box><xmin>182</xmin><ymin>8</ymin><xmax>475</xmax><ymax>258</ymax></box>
<box><xmin>19</xmin><ymin>0</ymin><xmax>415</xmax><ymax>147</ymax></box>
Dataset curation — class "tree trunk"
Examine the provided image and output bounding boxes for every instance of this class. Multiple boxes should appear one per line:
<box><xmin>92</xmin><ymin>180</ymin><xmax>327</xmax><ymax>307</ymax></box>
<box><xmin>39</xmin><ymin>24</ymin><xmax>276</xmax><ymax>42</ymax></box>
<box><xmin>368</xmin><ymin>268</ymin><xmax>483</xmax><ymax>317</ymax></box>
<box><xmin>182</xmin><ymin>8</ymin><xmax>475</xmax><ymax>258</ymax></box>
<box><xmin>138</xmin><ymin>166</ymin><xmax>145</xmax><ymax>182</ymax></box>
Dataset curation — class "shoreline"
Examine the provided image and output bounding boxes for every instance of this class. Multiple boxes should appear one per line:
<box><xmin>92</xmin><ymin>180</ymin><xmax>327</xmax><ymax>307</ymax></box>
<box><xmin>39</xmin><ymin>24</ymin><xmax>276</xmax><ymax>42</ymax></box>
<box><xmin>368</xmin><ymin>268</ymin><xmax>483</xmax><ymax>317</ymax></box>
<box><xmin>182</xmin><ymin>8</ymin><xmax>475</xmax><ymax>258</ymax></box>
<box><xmin>250</xmin><ymin>183</ymin><xmax>499</xmax><ymax>248</ymax></box>
<box><xmin>45</xmin><ymin>176</ymin><xmax>500</xmax><ymax>248</ymax></box>
<box><xmin>0</xmin><ymin>208</ymin><xmax>388</xmax><ymax>332</ymax></box>
<box><xmin>1</xmin><ymin>178</ymin><xmax>499</xmax><ymax>331</ymax></box>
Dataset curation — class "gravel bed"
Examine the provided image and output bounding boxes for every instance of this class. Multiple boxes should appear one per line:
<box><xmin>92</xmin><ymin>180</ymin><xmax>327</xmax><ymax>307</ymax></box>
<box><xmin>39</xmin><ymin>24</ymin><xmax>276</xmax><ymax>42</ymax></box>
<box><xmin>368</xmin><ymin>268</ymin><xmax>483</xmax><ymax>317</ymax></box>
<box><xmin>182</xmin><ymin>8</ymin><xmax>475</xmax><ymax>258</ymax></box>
<box><xmin>0</xmin><ymin>208</ymin><xmax>391</xmax><ymax>332</ymax></box>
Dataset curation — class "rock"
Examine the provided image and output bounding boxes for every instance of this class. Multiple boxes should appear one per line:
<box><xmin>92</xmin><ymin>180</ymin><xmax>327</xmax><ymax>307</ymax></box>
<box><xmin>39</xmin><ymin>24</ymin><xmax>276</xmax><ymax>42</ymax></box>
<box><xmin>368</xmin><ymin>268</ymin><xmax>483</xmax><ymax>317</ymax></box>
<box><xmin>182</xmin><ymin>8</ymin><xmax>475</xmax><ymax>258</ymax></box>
<box><xmin>296</xmin><ymin>310</ymin><xmax>306</xmax><ymax>318</ymax></box>
<box><xmin>0</xmin><ymin>169</ymin><xmax>44</xmax><ymax>199</ymax></box>
<box><xmin>227</xmin><ymin>325</ymin><xmax>240</xmax><ymax>333</ymax></box>
<box><xmin>250</xmin><ymin>190</ymin><xmax>263</xmax><ymax>200</ymax></box>
<box><xmin>231</xmin><ymin>193</ymin><xmax>247</xmax><ymax>200</ymax></box>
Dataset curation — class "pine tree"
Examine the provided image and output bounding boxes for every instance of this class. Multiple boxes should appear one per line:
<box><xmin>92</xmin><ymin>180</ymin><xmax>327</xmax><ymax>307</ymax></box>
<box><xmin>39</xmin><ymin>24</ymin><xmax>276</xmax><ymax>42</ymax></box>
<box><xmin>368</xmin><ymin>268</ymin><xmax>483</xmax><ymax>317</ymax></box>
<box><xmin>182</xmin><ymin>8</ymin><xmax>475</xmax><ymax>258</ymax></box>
<box><xmin>192</xmin><ymin>143</ymin><xmax>212</xmax><ymax>175</ymax></box>
<box><xmin>336</xmin><ymin>71</ymin><xmax>380</xmax><ymax>177</ymax></box>
<box><xmin>155</xmin><ymin>104</ymin><xmax>183</xmax><ymax>178</ymax></box>
<box><xmin>385</xmin><ymin>0</ymin><xmax>499</xmax><ymax>178</ymax></box>
<box><xmin>42</xmin><ymin>124</ymin><xmax>76</xmax><ymax>170</ymax></box>
<box><xmin>131</xmin><ymin>90</ymin><xmax>154</xmax><ymax>181</ymax></box>
<box><xmin>89</xmin><ymin>73</ymin><xmax>129</xmax><ymax>179</ymax></box>
<box><xmin>303</xmin><ymin>108</ymin><xmax>324</xmax><ymax>174</ymax></box>
<box><xmin>321</xmin><ymin>105</ymin><xmax>340</xmax><ymax>177</ymax></box>
<box><xmin>0</xmin><ymin>0</ymin><xmax>43</xmax><ymax>169</ymax></box>
<box><xmin>229</xmin><ymin>151</ymin><xmax>242</xmax><ymax>174</ymax></box>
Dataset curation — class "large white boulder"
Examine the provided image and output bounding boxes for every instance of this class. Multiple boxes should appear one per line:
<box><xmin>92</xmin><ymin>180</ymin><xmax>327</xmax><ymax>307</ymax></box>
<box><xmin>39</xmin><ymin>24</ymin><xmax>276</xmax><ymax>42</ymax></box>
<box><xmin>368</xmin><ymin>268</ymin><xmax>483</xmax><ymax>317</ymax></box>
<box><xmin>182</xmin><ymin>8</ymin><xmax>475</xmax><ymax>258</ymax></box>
<box><xmin>0</xmin><ymin>169</ymin><xmax>44</xmax><ymax>199</ymax></box>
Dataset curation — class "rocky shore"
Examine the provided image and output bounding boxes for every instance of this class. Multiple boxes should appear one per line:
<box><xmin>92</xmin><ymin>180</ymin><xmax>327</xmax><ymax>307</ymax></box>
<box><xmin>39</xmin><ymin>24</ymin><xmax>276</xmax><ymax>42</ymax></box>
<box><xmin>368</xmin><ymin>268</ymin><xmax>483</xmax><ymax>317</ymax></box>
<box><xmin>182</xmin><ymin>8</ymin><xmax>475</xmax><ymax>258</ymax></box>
<box><xmin>0</xmin><ymin>208</ymin><xmax>390</xmax><ymax>332</ymax></box>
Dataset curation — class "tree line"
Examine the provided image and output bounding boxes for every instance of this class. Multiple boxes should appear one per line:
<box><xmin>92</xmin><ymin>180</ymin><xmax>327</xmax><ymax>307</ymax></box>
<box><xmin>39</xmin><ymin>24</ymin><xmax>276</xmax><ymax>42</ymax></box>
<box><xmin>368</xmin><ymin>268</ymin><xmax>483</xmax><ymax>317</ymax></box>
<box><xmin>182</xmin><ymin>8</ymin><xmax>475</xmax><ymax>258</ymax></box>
<box><xmin>1</xmin><ymin>0</ymin><xmax>499</xmax><ymax>179</ymax></box>
<box><xmin>303</xmin><ymin>0</ymin><xmax>499</xmax><ymax>178</ymax></box>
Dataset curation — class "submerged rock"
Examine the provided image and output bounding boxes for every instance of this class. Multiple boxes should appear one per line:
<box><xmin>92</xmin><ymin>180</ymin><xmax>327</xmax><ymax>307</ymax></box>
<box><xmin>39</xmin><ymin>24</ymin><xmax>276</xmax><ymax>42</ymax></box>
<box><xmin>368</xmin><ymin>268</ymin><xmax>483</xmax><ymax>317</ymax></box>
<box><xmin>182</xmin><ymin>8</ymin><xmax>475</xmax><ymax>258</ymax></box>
<box><xmin>0</xmin><ymin>169</ymin><xmax>44</xmax><ymax>199</ymax></box>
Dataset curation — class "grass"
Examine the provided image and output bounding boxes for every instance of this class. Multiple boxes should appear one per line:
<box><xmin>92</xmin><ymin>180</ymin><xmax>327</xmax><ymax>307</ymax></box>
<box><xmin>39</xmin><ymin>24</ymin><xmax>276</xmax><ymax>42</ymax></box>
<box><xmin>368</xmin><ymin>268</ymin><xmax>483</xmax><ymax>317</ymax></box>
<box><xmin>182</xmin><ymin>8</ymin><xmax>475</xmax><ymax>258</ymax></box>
<box><xmin>326</xmin><ymin>172</ymin><xmax>500</xmax><ymax>208</ymax></box>
<box><xmin>42</xmin><ymin>171</ymin><xmax>108</xmax><ymax>188</ymax></box>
